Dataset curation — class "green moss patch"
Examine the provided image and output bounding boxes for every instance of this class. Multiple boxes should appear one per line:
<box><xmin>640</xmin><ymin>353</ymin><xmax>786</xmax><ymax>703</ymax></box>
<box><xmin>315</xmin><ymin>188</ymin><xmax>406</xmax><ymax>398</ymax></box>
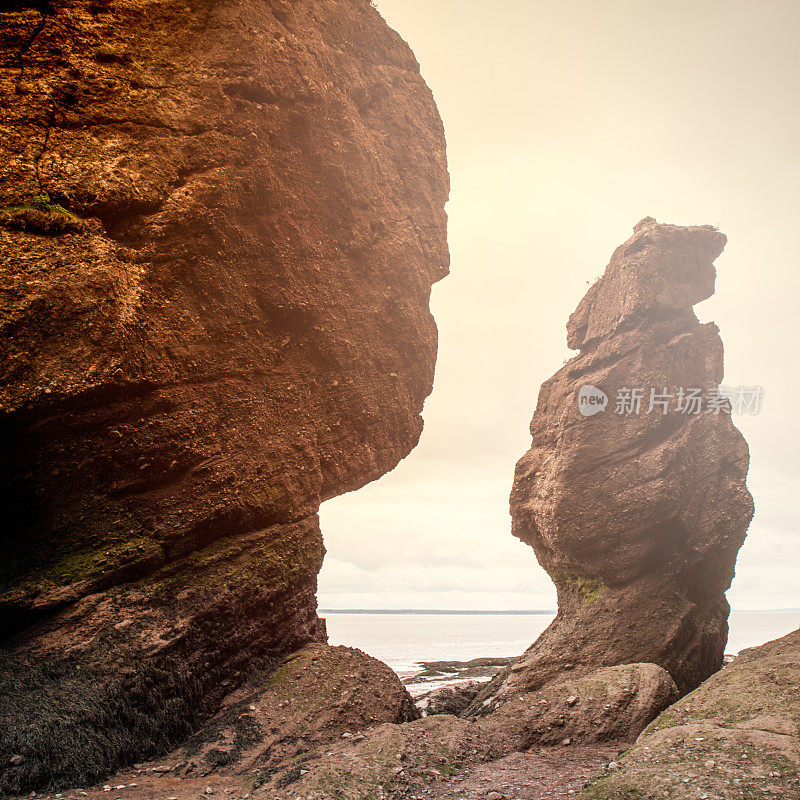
<box><xmin>153</xmin><ymin>526</ymin><xmax>321</xmax><ymax>599</ymax></box>
<box><xmin>93</xmin><ymin>44</ymin><xmax>130</xmax><ymax>63</ymax></box>
<box><xmin>36</xmin><ymin>537</ymin><xmax>162</xmax><ymax>587</ymax></box>
<box><xmin>554</xmin><ymin>569</ymin><xmax>608</xmax><ymax>604</ymax></box>
<box><xmin>0</xmin><ymin>194</ymin><xmax>83</xmax><ymax>235</ymax></box>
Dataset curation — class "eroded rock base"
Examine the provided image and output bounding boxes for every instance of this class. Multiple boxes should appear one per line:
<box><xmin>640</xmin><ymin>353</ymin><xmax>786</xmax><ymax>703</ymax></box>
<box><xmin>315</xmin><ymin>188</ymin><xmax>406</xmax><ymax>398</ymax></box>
<box><xmin>0</xmin><ymin>519</ymin><xmax>325</xmax><ymax>796</ymax></box>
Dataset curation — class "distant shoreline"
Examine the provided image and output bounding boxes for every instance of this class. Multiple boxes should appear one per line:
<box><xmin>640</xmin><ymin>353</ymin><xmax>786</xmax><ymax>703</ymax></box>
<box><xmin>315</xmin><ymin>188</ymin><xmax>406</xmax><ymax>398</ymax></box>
<box><xmin>320</xmin><ymin>609</ymin><xmax>555</xmax><ymax>615</ymax></box>
<box><xmin>320</xmin><ymin>608</ymin><xmax>800</xmax><ymax>615</ymax></box>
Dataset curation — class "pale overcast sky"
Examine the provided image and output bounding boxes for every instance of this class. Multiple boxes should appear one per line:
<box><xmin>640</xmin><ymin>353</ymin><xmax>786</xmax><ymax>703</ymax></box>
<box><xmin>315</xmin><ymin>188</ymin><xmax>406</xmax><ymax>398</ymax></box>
<box><xmin>318</xmin><ymin>0</ymin><xmax>800</xmax><ymax>611</ymax></box>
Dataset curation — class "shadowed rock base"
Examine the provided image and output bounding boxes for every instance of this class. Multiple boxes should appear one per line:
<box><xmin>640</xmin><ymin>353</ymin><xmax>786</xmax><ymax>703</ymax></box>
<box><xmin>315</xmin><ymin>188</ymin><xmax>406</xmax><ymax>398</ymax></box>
<box><xmin>3</xmin><ymin>661</ymin><xmax>677</xmax><ymax>800</ymax></box>
<box><xmin>18</xmin><ymin>633</ymin><xmax>800</xmax><ymax>800</ymax></box>
<box><xmin>0</xmin><ymin>518</ymin><xmax>326</xmax><ymax>796</ymax></box>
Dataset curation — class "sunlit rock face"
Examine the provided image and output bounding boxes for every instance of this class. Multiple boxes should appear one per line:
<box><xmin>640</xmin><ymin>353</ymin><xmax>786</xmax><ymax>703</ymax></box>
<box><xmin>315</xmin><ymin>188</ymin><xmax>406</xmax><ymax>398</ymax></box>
<box><xmin>473</xmin><ymin>219</ymin><xmax>753</xmax><ymax>714</ymax></box>
<box><xmin>0</xmin><ymin>0</ymin><xmax>448</xmax><ymax>791</ymax></box>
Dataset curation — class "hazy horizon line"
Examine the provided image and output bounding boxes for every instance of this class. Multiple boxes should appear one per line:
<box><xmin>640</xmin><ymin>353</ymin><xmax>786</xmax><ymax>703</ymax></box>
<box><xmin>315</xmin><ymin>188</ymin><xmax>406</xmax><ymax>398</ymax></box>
<box><xmin>319</xmin><ymin>608</ymin><xmax>800</xmax><ymax>615</ymax></box>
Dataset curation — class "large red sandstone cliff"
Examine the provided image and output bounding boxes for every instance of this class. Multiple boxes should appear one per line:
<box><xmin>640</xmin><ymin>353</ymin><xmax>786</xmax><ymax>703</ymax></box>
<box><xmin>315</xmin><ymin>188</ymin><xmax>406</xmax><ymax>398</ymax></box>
<box><xmin>0</xmin><ymin>0</ymin><xmax>448</xmax><ymax>792</ymax></box>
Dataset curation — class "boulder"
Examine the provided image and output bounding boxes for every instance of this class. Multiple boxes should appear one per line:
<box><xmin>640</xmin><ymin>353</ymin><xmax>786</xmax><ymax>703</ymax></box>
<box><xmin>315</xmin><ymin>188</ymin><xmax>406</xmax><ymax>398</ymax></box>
<box><xmin>418</xmin><ymin>680</ymin><xmax>485</xmax><ymax>717</ymax></box>
<box><xmin>483</xmin><ymin>662</ymin><xmax>679</xmax><ymax>747</ymax></box>
<box><xmin>578</xmin><ymin>627</ymin><xmax>800</xmax><ymax>799</ymax></box>
<box><xmin>170</xmin><ymin>643</ymin><xmax>419</xmax><ymax>777</ymax></box>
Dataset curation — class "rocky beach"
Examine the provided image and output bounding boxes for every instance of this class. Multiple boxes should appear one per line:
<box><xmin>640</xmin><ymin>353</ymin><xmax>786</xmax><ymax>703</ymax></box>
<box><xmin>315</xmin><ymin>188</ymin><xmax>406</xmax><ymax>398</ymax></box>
<box><xmin>1</xmin><ymin>1</ymin><xmax>797</xmax><ymax>799</ymax></box>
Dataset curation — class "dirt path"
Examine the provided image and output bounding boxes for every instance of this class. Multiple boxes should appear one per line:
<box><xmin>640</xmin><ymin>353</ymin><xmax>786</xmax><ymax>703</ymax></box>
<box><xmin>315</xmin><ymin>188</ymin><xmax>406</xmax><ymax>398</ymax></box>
<box><xmin>29</xmin><ymin>770</ymin><xmax>252</xmax><ymax>800</ymax></box>
<box><xmin>409</xmin><ymin>744</ymin><xmax>621</xmax><ymax>800</ymax></box>
<box><xmin>27</xmin><ymin>744</ymin><xmax>621</xmax><ymax>800</ymax></box>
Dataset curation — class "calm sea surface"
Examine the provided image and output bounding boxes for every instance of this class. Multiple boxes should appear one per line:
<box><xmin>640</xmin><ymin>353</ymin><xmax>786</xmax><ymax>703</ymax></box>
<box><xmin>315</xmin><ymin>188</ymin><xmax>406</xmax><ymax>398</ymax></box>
<box><xmin>323</xmin><ymin>611</ymin><xmax>800</xmax><ymax>677</ymax></box>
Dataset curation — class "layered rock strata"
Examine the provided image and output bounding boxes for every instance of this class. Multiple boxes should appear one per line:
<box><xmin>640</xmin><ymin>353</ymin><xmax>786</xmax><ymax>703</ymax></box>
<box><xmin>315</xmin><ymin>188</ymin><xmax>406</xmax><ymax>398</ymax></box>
<box><xmin>0</xmin><ymin>0</ymin><xmax>448</xmax><ymax>791</ymax></box>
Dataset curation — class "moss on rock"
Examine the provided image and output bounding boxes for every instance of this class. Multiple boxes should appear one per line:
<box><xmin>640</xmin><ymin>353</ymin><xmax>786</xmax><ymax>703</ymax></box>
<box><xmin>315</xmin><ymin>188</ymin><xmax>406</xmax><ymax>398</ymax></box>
<box><xmin>0</xmin><ymin>195</ymin><xmax>83</xmax><ymax>235</ymax></box>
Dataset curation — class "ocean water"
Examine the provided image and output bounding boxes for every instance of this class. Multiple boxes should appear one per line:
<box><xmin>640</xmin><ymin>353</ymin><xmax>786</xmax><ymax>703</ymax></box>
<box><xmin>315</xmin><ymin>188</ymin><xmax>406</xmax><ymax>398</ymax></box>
<box><xmin>323</xmin><ymin>610</ymin><xmax>800</xmax><ymax>678</ymax></box>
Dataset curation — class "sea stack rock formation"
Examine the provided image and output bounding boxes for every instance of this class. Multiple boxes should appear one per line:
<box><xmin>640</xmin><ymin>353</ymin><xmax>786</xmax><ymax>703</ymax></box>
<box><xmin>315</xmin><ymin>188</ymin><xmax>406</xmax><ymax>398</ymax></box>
<box><xmin>487</xmin><ymin>219</ymin><xmax>753</xmax><ymax>707</ymax></box>
<box><xmin>0</xmin><ymin>0</ymin><xmax>447</xmax><ymax>792</ymax></box>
